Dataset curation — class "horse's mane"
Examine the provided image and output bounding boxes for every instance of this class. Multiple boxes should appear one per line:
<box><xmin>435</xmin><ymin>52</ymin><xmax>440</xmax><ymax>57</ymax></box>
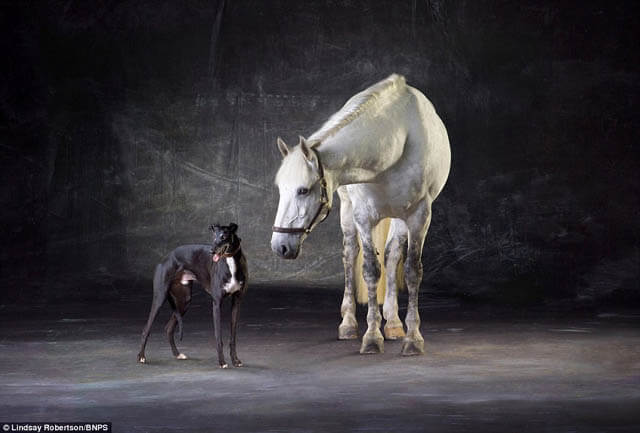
<box><xmin>309</xmin><ymin>74</ymin><xmax>407</xmax><ymax>146</ymax></box>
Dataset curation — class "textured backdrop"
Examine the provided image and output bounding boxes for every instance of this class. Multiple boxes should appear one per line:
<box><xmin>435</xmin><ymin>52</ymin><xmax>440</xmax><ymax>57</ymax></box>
<box><xmin>1</xmin><ymin>0</ymin><xmax>638</xmax><ymax>305</ymax></box>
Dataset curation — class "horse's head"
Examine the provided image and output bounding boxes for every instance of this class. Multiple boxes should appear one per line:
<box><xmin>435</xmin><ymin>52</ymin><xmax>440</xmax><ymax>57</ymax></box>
<box><xmin>271</xmin><ymin>136</ymin><xmax>332</xmax><ymax>259</ymax></box>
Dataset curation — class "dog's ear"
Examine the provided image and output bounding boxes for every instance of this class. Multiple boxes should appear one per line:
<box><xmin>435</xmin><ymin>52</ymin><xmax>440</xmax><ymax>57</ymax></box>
<box><xmin>209</xmin><ymin>224</ymin><xmax>220</xmax><ymax>233</ymax></box>
<box><xmin>229</xmin><ymin>223</ymin><xmax>238</xmax><ymax>233</ymax></box>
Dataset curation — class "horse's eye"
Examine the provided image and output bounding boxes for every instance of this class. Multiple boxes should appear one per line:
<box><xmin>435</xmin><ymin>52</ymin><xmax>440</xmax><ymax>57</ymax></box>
<box><xmin>297</xmin><ymin>187</ymin><xmax>309</xmax><ymax>196</ymax></box>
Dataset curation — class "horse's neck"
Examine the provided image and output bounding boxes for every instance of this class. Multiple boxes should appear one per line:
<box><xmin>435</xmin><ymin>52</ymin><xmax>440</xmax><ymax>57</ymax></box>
<box><xmin>316</xmin><ymin>126</ymin><xmax>403</xmax><ymax>187</ymax></box>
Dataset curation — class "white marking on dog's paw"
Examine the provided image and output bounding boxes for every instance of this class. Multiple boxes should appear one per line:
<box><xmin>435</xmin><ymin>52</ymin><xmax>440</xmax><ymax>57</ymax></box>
<box><xmin>176</xmin><ymin>353</ymin><xmax>188</xmax><ymax>360</ymax></box>
<box><xmin>220</xmin><ymin>363</ymin><xmax>228</xmax><ymax>369</ymax></box>
<box><xmin>139</xmin><ymin>357</ymin><xmax>146</xmax><ymax>364</ymax></box>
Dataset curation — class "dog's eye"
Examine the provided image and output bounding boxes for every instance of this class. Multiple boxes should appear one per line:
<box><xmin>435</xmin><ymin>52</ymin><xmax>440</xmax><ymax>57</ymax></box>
<box><xmin>297</xmin><ymin>187</ymin><xmax>309</xmax><ymax>196</ymax></box>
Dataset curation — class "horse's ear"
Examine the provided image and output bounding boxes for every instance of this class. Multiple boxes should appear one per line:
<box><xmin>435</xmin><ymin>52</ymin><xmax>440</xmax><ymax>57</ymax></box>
<box><xmin>299</xmin><ymin>136</ymin><xmax>319</xmax><ymax>169</ymax></box>
<box><xmin>276</xmin><ymin>137</ymin><xmax>289</xmax><ymax>158</ymax></box>
<box><xmin>229</xmin><ymin>223</ymin><xmax>238</xmax><ymax>233</ymax></box>
<box><xmin>299</xmin><ymin>136</ymin><xmax>311</xmax><ymax>160</ymax></box>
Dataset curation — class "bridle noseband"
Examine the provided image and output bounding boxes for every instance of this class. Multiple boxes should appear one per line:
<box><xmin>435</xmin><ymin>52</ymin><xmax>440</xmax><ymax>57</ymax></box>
<box><xmin>272</xmin><ymin>152</ymin><xmax>332</xmax><ymax>235</ymax></box>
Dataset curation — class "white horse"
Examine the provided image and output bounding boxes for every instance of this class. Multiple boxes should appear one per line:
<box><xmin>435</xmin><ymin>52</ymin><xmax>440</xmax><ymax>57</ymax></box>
<box><xmin>271</xmin><ymin>74</ymin><xmax>451</xmax><ymax>355</ymax></box>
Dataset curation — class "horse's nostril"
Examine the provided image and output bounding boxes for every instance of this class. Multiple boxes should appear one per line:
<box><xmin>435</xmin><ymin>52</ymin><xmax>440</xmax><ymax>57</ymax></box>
<box><xmin>280</xmin><ymin>245</ymin><xmax>288</xmax><ymax>256</ymax></box>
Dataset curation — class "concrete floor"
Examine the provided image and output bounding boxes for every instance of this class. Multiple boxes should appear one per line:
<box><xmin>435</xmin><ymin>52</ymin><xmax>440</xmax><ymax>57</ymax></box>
<box><xmin>1</xmin><ymin>287</ymin><xmax>639</xmax><ymax>432</ymax></box>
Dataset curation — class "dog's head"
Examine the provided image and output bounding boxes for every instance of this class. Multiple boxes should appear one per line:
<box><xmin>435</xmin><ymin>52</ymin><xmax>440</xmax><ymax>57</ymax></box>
<box><xmin>209</xmin><ymin>223</ymin><xmax>240</xmax><ymax>262</ymax></box>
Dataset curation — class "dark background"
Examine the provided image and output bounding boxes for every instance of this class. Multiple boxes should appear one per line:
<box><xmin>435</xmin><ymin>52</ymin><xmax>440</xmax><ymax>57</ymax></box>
<box><xmin>2</xmin><ymin>0</ymin><xmax>638</xmax><ymax>307</ymax></box>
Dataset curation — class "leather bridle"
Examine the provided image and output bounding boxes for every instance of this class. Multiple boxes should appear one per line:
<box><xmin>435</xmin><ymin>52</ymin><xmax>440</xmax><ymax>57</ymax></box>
<box><xmin>272</xmin><ymin>152</ymin><xmax>332</xmax><ymax>235</ymax></box>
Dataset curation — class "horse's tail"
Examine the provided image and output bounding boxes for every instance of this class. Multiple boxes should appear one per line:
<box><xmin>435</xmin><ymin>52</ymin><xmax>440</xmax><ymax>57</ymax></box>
<box><xmin>355</xmin><ymin>218</ymin><xmax>404</xmax><ymax>305</ymax></box>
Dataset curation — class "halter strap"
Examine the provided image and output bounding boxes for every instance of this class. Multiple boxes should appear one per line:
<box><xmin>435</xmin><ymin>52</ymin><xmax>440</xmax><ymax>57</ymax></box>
<box><xmin>272</xmin><ymin>151</ymin><xmax>332</xmax><ymax>235</ymax></box>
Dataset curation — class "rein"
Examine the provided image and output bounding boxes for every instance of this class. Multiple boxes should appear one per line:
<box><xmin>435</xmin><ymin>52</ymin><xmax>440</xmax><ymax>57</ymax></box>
<box><xmin>272</xmin><ymin>150</ymin><xmax>332</xmax><ymax>235</ymax></box>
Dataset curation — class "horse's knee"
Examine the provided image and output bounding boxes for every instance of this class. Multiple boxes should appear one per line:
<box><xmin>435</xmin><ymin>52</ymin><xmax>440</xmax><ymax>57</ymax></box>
<box><xmin>404</xmin><ymin>255</ymin><xmax>423</xmax><ymax>289</ymax></box>
<box><xmin>342</xmin><ymin>235</ymin><xmax>359</xmax><ymax>263</ymax></box>
<box><xmin>362</xmin><ymin>250</ymin><xmax>381</xmax><ymax>288</ymax></box>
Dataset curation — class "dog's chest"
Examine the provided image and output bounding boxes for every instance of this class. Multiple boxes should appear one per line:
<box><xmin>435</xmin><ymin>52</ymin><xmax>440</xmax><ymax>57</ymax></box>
<box><xmin>222</xmin><ymin>257</ymin><xmax>243</xmax><ymax>294</ymax></box>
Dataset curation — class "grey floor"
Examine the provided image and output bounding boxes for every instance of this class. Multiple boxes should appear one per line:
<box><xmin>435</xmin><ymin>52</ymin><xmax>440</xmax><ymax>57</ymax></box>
<box><xmin>1</xmin><ymin>287</ymin><xmax>639</xmax><ymax>433</ymax></box>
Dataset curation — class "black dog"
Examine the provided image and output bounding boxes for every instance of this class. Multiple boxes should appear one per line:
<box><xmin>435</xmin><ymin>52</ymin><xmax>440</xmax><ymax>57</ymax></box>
<box><xmin>137</xmin><ymin>223</ymin><xmax>248</xmax><ymax>368</ymax></box>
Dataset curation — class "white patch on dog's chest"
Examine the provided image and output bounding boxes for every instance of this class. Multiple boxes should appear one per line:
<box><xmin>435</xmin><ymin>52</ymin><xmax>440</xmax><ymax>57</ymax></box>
<box><xmin>222</xmin><ymin>257</ymin><xmax>242</xmax><ymax>294</ymax></box>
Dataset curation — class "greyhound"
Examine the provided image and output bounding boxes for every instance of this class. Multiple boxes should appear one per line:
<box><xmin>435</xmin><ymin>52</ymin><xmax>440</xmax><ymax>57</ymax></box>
<box><xmin>137</xmin><ymin>223</ymin><xmax>248</xmax><ymax>368</ymax></box>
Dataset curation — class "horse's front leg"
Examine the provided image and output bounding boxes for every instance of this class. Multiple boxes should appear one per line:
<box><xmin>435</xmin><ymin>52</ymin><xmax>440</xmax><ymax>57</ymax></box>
<box><xmin>338</xmin><ymin>188</ymin><xmax>359</xmax><ymax>340</ymax></box>
<box><xmin>356</xmin><ymin>222</ymin><xmax>384</xmax><ymax>354</ymax></box>
<box><xmin>383</xmin><ymin>219</ymin><xmax>407</xmax><ymax>340</ymax></box>
<box><xmin>401</xmin><ymin>200</ymin><xmax>432</xmax><ymax>356</ymax></box>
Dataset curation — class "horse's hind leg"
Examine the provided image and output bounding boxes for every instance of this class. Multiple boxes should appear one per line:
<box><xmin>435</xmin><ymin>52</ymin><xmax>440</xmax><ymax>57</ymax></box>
<box><xmin>401</xmin><ymin>199</ymin><xmax>432</xmax><ymax>356</ymax></box>
<box><xmin>138</xmin><ymin>265</ymin><xmax>170</xmax><ymax>363</ymax></box>
<box><xmin>337</xmin><ymin>187</ymin><xmax>359</xmax><ymax>340</ymax></box>
<box><xmin>354</xmin><ymin>219</ymin><xmax>384</xmax><ymax>354</ymax></box>
<box><xmin>383</xmin><ymin>219</ymin><xmax>407</xmax><ymax>340</ymax></box>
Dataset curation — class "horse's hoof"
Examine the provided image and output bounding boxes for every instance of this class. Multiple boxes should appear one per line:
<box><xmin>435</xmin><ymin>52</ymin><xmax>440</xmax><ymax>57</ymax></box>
<box><xmin>401</xmin><ymin>338</ymin><xmax>424</xmax><ymax>356</ymax></box>
<box><xmin>233</xmin><ymin>360</ymin><xmax>243</xmax><ymax>367</ymax></box>
<box><xmin>360</xmin><ymin>330</ymin><xmax>384</xmax><ymax>354</ymax></box>
<box><xmin>138</xmin><ymin>356</ymin><xmax>146</xmax><ymax>364</ymax></box>
<box><xmin>338</xmin><ymin>324</ymin><xmax>358</xmax><ymax>340</ymax></box>
<box><xmin>176</xmin><ymin>353</ymin><xmax>188</xmax><ymax>360</ymax></box>
<box><xmin>220</xmin><ymin>363</ymin><xmax>229</xmax><ymax>369</ymax></box>
<box><xmin>384</xmin><ymin>325</ymin><xmax>406</xmax><ymax>340</ymax></box>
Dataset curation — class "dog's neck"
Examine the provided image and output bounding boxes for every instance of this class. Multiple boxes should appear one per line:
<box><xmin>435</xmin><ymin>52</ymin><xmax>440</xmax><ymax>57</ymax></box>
<box><xmin>220</xmin><ymin>243</ymin><xmax>241</xmax><ymax>258</ymax></box>
<box><xmin>211</xmin><ymin>241</ymin><xmax>242</xmax><ymax>261</ymax></box>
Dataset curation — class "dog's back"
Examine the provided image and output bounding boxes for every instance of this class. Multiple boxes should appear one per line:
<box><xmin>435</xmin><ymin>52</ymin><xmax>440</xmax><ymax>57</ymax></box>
<box><xmin>139</xmin><ymin>223</ymin><xmax>247</xmax><ymax>367</ymax></box>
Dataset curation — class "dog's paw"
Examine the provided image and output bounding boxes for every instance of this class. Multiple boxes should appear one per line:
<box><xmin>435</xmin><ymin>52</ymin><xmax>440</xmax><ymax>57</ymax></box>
<box><xmin>138</xmin><ymin>356</ymin><xmax>146</xmax><ymax>364</ymax></box>
<box><xmin>219</xmin><ymin>363</ymin><xmax>228</xmax><ymax>369</ymax></box>
<box><xmin>176</xmin><ymin>353</ymin><xmax>188</xmax><ymax>360</ymax></box>
<box><xmin>232</xmin><ymin>360</ymin><xmax>243</xmax><ymax>367</ymax></box>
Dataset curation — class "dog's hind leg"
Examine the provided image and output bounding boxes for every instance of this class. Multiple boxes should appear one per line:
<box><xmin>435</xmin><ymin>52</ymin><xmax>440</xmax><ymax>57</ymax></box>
<box><xmin>166</xmin><ymin>294</ymin><xmax>184</xmax><ymax>342</ymax></box>
<box><xmin>166</xmin><ymin>279</ymin><xmax>192</xmax><ymax>359</ymax></box>
<box><xmin>138</xmin><ymin>264</ymin><xmax>170</xmax><ymax>363</ymax></box>
<box><xmin>165</xmin><ymin>314</ymin><xmax>180</xmax><ymax>358</ymax></box>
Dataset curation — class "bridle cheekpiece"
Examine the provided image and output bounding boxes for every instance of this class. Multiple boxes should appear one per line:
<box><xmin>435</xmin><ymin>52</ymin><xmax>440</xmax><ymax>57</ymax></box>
<box><xmin>272</xmin><ymin>150</ymin><xmax>331</xmax><ymax>235</ymax></box>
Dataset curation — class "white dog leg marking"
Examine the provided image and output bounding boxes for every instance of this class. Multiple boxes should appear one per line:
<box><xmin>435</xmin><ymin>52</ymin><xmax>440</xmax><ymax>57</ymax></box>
<box><xmin>176</xmin><ymin>353</ymin><xmax>188</xmax><ymax>360</ymax></box>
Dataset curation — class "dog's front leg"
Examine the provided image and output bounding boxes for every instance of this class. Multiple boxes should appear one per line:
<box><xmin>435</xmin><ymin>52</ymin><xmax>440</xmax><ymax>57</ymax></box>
<box><xmin>230</xmin><ymin>293</ymin><xmax>242</xmax><ymax>367</ymax></box>
<box><xmin>211</xmin><ymin>296</ymin><xmax>227</xmax><ymax>368</ymax></box>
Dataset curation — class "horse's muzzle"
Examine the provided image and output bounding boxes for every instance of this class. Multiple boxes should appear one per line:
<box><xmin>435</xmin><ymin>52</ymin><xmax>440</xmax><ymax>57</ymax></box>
<box><xmin>271</xmin><ymin>232</ymin><xmax>301</xmax><ymax>259</ymax></box>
